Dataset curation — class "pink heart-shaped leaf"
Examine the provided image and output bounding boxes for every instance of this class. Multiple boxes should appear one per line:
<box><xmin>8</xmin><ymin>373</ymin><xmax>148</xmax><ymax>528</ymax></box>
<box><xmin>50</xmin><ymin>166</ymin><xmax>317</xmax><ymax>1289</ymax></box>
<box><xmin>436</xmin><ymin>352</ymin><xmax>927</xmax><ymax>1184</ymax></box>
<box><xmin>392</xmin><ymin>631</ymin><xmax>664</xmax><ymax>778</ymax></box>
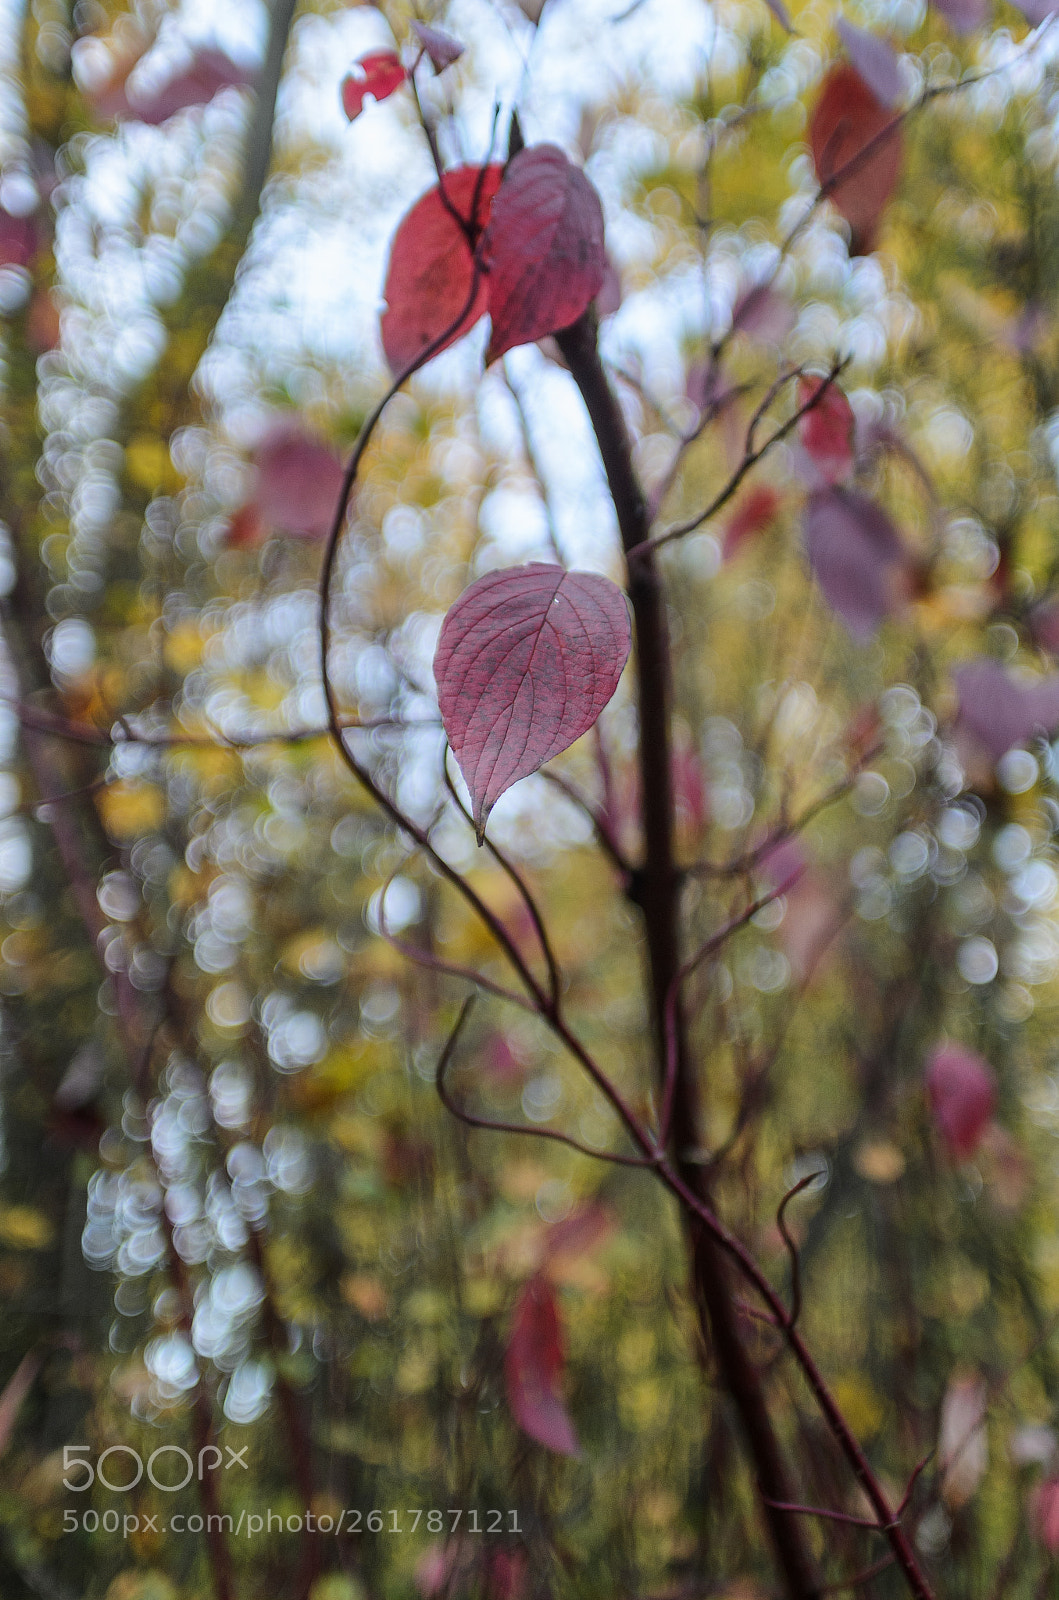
<box><xmin>434</xmin><ymin>564</ymin><xmax>630</xmax><ymax>840</ymax></box>
<box><xmin>482</xmin><ymin>144</ymin><xmax>606</xmax><ymax>362</ymax></box>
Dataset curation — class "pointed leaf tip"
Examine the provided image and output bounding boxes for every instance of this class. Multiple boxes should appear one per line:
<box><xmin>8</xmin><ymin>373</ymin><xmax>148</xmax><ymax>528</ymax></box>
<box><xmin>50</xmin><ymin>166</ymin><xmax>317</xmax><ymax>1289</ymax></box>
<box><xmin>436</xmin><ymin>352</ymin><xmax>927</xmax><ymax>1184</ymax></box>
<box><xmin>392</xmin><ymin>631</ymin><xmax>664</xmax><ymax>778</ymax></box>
<box><xmin>410</xmin><ymin>22</ymin><xmax>464</xmax><ymax>70</ymax></box>
<box><xmin>434</xmin><ymin>564</ymin><xmax>631</xmax><ymax>838</ymax></box>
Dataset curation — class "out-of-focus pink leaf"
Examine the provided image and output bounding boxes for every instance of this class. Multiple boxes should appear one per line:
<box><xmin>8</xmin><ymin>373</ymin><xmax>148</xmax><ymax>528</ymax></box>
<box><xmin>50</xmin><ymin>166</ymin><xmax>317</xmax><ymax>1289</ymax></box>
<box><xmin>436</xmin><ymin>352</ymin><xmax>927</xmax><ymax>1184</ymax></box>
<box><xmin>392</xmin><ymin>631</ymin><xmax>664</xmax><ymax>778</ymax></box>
<box><xmin>504</xmin><ymin>1274</ymin><xmax>580</xmax><ymax>1456</ymax></box>
<box><xmin>939</xmin><ymin>1373</ymin><xmax>988</xmax><ymax>1508</ymax></box>
<box><xmin>672</xmin><ymin>731</ymin><xmax>708</xmax><ymax>832</ymax></box>
<box><xmin>0</xmin><ymin>1351</ymin><xmax>40</xmax><ymax>1459</ymax></box>
<box><xmin>381</xmin><ymin>164</ymin><xmax>504</xmax><ymax>374</ymax></box>
<box><xmin>1034</xmin><ymin>1479</ymin><xmax>1059</xmax><ymax>1554</ymax></box>
<box><xmin>931</xmin><ymin>0</ymin><xmax>988</xmax><ymax>30</ymax></box>
<box><xmin>0</xmin><ymin>208</ymin><xmax>36</xmax><ymax>268</ymax></box>
<box><xmin>543</xmin><ymin>1202</ymin><xmax>614</xmax><ymax>1265</ymax></box>
<box><xmin>1014</xmin><ymin>0</ymin><xmax>1059</xmax><ymax>22</ymax></box>
<box><xmin>836</xmin><ymin>20</ymin><xmax>902</xmax><ymax>108</ymax></box>
<box><xmin>809</xmin><ymin>64</ymin><xmax>902</xmax><ymax>253</ymax></box>
<box><xmin>410</xmin><ymin>22</ymin><xmax>464</xmax><ymax>70</ymax></box>
<box><xmin>123</xmin><ymin>47</ymin><xmax>254</xmax><ymax>125</ymax></box>
<box><xmin>798</xmin><ymin>378</ymin><xmax>855</xmax><ymax>486</ymax></box>
<box><xmin>341</xmin><ymin>50</ymin><xmax>407</xmax><ymax>121</ymax></box>
<box><xmin>254</xmin><ymin>424</ymin><xmax>346</xmax><ymax>540</ymax></box>
<box><xmin>731</xmin><ymin>283</ymin><xmax>796</xmax><ymax>345</ymax></box>
<box><xmin>434</xmin><ymin>564</ymin><xmax>630</xmax><ymax>840</ymax></box>
<box><xmin>723</xmin><ymin>486</ymin><xmax>782</xmax><ymax>562</ymax></box>
<box><xmin>483</xmin><ymin>145</ymin><xmax>605</xmax><ymax>362</ymax></box>
<box><xmin>488</xmin><ymin>1549</ymin><xmax>529</xmax><ymax>1600</ymax></box>
<box><xmin>953</xmin><ymin>658</ymin><xmax>1059</xmax><ymax>762</ymax></box>
<box><xmin>760</xmin><ymin>837</ymin><xmax>809</xmax><ymax>895</ymax></box>
<box><xmin>1010</xmin><ymin>1424</ymin><xmax>1056</xmax><ymax>1466</ymax></box>
<box><xmin>759</xmin><ymin>838</ymin><xmax>842</xmax><ymax>980</ymax></box>
<box><xmin>596</xmin><ymin>255</ymin><xmax>623</xmax><ymax>319</ymax></box>
<box><xmin>926</xmin><ymin>1043</ymin><xmax>996</xmax><ymax>1160</ymax></box>
<box><xmin>802</xmin><ymin>488</ymin><xmax>907</xmax><ymax>639</ymax></box>
<box><xmin>1031</xmin><ymin>599</ymin><xmax>1059</xmax><ymax>655</ymax></box>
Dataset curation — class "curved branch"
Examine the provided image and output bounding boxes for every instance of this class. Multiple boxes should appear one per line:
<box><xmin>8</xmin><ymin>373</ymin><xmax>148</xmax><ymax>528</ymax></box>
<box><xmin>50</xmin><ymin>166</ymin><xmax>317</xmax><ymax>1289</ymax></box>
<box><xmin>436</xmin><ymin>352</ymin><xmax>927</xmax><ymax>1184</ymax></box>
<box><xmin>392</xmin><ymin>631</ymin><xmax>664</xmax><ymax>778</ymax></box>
<box><xmin>433</xmin><ymin>997</ymin><xmax>655</xmax><ymax>1168</ymax></box>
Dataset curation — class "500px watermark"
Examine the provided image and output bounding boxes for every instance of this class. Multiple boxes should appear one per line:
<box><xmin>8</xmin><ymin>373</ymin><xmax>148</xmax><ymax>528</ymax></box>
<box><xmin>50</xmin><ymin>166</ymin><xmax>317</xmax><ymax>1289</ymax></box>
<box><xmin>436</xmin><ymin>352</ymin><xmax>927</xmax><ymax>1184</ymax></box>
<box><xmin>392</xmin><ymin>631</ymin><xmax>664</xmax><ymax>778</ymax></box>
<box><xmin>62</xmin><ymin>1445</ymin><xmax>248</xmax><ymax>1493</ymax></box>
<box><xmin>62</xmin><ymin>1508</ymin><xmax>525</xmax><ymax>1540</ymax></box>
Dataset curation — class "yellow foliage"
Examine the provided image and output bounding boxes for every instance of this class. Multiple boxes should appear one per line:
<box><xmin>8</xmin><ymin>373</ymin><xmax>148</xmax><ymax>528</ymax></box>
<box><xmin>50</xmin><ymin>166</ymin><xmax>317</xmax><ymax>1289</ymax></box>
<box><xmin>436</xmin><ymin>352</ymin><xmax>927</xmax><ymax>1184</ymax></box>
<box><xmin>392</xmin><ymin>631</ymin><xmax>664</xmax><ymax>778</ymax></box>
<box><xmin>0</xmin><ymin>1206</ymin><xmax>53</xmax><ymax>1250</ymax></box>
<box><xmin>125</xmin><ymin>435</ymin><xmax>183</xmax><ymax>493</ymax></box>
<box><xmin>101</xmin><ymin>781</ymin><xmax>165</xmax><ymax>840</ymax></box>
<box><xmin>830</xmin><ymin>1375</ymin><xmax>885</xmax><ymax>1439</ymax></box>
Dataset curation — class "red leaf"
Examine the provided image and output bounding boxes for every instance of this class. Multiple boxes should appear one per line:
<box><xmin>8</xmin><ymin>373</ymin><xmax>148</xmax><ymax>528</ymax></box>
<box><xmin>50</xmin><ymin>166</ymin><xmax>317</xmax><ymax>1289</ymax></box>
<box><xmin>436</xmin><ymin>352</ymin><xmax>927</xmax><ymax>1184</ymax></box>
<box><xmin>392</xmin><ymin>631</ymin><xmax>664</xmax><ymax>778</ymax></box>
<box><xmin>809</xmin><ymin>64</ymin><xmax>902</xmax><ymax>253</ymax></box>
<box><xmin>1034</xmin><ymin>1480</ymin><xmax>1059</xmax><ymax>1555</ymax></box>
<box><xmin>225</xmin><ymin>502</ymin><xmax>264</xmax><ymax>549</ymax></box>
<box><xmin>434</xmin><ymin>564</ymin><xmax>630</xmax><ymax>840</ymax></box>
<box><xmin>341</xmin><ymin>50</ymin><xmax>407</xmax><ymax>121</ymax></box>
<box><xmin>835</xmin><ymin>20</ymin><xmax>902</xmax><ymax>108</ymax></box>
<box><xmin>381</xmin><ymin>165</ymin><xmax>503</xmax><ymax>374</ymax></box>
<box><xmin>723</xmin><ymin>484</ymin><xmax>781</xmax><ymax>561</ymax></box>
<box><xmin>802</xmin><ymin>488</ymin><xmax>907</xmax><ymax>639</ymax></box>
<box><xmin>410</xmin><ymin>22</ymin><xmax>464</xmax><ymax>71</ymax></box>
<box><xmin>254</xmin><ymin>424</ymin><xmax>346</xmax><ymax>539</ymax></box>
<box><xmin>926</xmin><ymin>1044</ymin><xmax>996</xmax><ymax>1160</ymax></box>
<box><xmin>504</xmin><ymin>1274</ymin><xmax>579</xmax><ymax>1456</ymax></box>
<box><xmin>483</xmin><ymin>145</ymin><xmax>606</xmax><ymax>362</ymax></box>
<box><xmin>124</xmin><ymin>47</ymin><xmax>253</xmax><ymax>125</ymax></box>
<box><xmin>798</xmin><ymin>377</ymin><xmax>855</xmax><ymax>486</ymax></box>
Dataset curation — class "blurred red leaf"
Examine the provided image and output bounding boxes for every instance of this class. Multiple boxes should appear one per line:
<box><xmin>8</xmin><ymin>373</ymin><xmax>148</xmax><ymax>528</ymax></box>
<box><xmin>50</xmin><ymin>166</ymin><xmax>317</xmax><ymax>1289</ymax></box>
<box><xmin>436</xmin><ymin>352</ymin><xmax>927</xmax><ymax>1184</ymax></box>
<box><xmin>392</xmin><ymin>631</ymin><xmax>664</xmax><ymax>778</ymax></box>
<box><xmin>341</xmin><ymin>50</ymin><xmax>407</xmax><ymax>121</ymax></box>
<box><xmin>809</xmin><ymin>64</ymin><xmax>902</xmax><ymax>253</ymax></box>
<box><xmin>123</xmin><ymin>47</ymin><xmax>254</xmax><ymax>125</ymax></box>
<box><xmin>926</xmin><ymin>1044</ymin><xmax>996</xmax><ymax>1160</ymax></box>
<box><xmin>410</xmin><ymin>22</ymin><xmax>464</xmax><ymax>71</ymax></box>
<box><xmin>723</xmin><ymin>485</ymin><xmax>781</xmax><ymax>562</ymax></box>
<box><xmin>381</xmin><ymin>164</ymin><xmax>503</xmax><ymax>374</ymax></box>
<box><xmin>543</xmin><ymin>1202</ymin><xmax>615</xmax><ymax>1265</ymax></box>
<box><xmin>483</xmin><ymin>145</ymin><xmax>605</xmax><ymax>362</ymax></box>
<box><xmin>225</xmin><ymin>502</ymin><xmax>264</xmax><ymax>549</ymax></box>
<box><xmin>1034</xmin><ymin>1479</ymin><xmax>1059</xmax><ymax>1555</ymax></box>
<box><xmin>434</xmin><ymin>564</ymin><xmax>630</xmax><ymax>840</ymax></box>
<box><xmin>254</xmin><ymin>424</ymin><xmax>345</xmax><ymax>539</ymax></box>
<box><xmin>798</xmin><ymin>377</ymin><xmax>855</xmax><ymax>486</ymax></box>
<box><xmin>835</xmin><ymin>20</ymin><xmax>902</xmax><ymax>108</ymax></box>
<box><xmin>504</xmin><ymin>1274</ymin><xmax>579</xmax><ymax>1456</ymax></box>
<box><xmin>802</xmin><ymin>488</ymin><xmax>907</xmax><ymax>639</ymax></box>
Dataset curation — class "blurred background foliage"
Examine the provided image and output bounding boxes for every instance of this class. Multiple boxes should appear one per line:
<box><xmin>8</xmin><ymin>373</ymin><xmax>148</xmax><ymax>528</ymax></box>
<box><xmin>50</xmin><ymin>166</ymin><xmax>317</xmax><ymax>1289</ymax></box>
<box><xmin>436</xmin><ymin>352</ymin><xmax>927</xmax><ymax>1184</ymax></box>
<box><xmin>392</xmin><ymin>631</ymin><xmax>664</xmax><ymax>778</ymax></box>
<box><xmin>5</xmin><ymin>0</ymin><xmax>1059</xmax><ymax>1595</ymax></box>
